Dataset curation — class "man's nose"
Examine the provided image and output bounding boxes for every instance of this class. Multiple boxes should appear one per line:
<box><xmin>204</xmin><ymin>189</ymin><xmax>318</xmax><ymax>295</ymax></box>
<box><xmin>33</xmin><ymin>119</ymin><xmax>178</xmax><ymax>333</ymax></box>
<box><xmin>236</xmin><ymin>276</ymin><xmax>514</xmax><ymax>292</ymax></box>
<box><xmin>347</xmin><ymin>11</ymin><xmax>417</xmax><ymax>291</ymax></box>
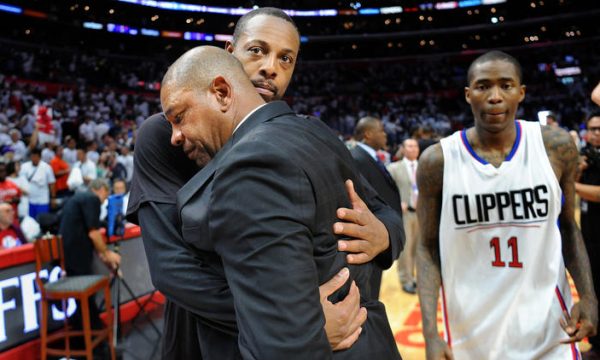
<box><xmin>489</xmin><ymin>86</ymin><xmax>502</xmax><ymax>103</ymax></box>
<box><xmin>171</xmin><ymin>128</ymin><xmax>184</xmax><ymax>146</ymax></box>
<box><xmin>259</xmin><ymin>54</ymin><xmax>278</xmax><ymax>79</ymax></box>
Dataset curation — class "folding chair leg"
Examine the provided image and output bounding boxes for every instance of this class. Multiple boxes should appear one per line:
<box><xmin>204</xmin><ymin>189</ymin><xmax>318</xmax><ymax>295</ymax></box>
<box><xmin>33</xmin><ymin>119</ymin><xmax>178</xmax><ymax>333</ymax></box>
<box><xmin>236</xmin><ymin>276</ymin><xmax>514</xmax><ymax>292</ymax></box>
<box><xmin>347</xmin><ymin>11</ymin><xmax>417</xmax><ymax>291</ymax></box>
<box><xmin>104</xmin><ymin>284</ymin><xmax>116</xmax><ymax>360</ymax></box>
<box><xmin>81</xmin><ymin>297</ymin><xmax>93</xmax><ymax>360</ymax></box>
<box><xmin>40</xmin><ymin>299</ymin><xmax>48</xmax><ymax>360</ymax></box>
<box><xmin>62</xmin><ymin>299</ymin><xmax>70</xmax><ymax>358</ymax></box>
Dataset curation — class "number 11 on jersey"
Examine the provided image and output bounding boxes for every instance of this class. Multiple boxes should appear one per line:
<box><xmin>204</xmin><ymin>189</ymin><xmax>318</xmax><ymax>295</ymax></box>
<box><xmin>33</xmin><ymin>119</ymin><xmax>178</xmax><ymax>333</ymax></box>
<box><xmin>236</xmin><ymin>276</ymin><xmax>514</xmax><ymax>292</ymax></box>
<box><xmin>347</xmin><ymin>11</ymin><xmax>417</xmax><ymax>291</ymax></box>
<box><xmin>490</xmin><ymin>236</ymin><xmax>523</xmax><ymax>268</ymax></box>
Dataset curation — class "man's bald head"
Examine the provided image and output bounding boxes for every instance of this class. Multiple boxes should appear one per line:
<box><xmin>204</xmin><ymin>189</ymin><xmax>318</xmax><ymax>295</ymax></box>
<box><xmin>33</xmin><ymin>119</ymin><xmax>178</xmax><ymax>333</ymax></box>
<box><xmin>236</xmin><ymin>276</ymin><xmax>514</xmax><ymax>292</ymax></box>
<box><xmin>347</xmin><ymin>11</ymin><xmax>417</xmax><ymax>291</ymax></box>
<box><xmin>161</xmin><ymin>45</ymin><xmax>266</xmax><ymax>164</ymax></box>
<box><xmin>162</xmin><ymin>46</ymin><xmax>249</xmax><ymax>93</ymax></box>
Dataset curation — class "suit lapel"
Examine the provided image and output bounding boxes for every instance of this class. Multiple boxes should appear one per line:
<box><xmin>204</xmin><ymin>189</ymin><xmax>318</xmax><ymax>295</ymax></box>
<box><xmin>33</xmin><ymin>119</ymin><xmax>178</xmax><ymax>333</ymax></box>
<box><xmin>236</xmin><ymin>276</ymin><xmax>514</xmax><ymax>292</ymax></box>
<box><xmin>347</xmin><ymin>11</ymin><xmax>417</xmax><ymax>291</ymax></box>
<box><xmin>355</xmin><ymin>146</ymin><xmax>396</xmax><ymax>188</ymax></box>
<box><xmin>177</xmin><ymin>151</ymin><xmax>220</xmax><ymax>208</ymax></box>
<box><xmin>177</xmin><ymin>101</ymin><xmax>296</xmax><ymax>208</ymax></box>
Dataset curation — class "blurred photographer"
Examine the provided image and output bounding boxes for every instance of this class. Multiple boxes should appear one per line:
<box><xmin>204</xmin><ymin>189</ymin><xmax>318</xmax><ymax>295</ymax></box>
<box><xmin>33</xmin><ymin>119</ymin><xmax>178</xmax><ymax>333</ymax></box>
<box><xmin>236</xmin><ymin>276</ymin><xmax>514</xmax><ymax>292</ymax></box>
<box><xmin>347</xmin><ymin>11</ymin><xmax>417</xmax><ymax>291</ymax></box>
<box><xmin>577</xmin><ymin>112</ymin><xmax>600</xmax><ymax>357</ymax></box>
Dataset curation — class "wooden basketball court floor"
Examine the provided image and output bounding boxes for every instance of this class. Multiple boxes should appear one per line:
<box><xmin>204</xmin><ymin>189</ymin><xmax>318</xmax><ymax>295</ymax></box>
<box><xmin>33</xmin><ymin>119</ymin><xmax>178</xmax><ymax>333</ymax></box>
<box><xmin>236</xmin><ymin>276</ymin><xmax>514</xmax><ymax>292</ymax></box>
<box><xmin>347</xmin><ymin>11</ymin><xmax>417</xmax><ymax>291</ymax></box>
<box><xmin>380</xmin><ymin>261</ymin><xmax>589</xmax><ymax>359</ymax></box>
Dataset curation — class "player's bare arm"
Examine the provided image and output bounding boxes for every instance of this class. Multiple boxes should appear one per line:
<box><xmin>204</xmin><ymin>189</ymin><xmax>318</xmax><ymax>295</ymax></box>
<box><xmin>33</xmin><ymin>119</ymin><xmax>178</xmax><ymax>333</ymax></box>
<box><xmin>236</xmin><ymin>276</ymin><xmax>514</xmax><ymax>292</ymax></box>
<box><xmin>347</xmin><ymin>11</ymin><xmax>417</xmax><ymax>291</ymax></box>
<box><xmin>416</xmin><ymin>144</ymin><xmax>454</xmax><ymax>360</ymax></box>
<box><xmin>542</xmin><ymin>125</ymin><xmax>598</xmax><ymax>342</ymax></box>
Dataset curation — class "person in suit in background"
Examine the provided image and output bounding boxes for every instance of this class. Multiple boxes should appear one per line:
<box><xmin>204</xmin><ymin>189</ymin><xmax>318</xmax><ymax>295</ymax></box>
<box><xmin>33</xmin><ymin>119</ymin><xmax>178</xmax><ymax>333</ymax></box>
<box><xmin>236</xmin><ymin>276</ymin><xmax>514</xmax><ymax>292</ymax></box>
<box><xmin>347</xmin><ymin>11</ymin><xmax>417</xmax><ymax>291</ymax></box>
<box><xmin>166</xmin><ymin>45</ymin><xmax>401</xmax><ymax>359</ymax></box>
<box><xmin>350</xmin><ymin>116</ymin><xmax>402</xmax><ymax>299</ymax></box>
<box><xmin>387</xmin><ymin>138</ymin><xmax>420</xmax><ymax>294</ymax></box>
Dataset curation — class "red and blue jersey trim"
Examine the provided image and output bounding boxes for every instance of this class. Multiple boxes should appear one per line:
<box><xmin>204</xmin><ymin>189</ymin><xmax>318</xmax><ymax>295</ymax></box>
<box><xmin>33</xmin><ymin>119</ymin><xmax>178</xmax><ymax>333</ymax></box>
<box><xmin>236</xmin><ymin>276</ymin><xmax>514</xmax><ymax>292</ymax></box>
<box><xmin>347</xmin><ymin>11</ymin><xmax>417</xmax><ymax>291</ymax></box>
<box><xmin>555</xmin><ymin>286</ymin><xmax>580</xmax><ymax>360</ymax></box>
<box><xmin>441</xmin><ymin>283</ymin><xmax>452</xmax><ymax>347</ymax></box>
<box><xmin>460</xmin><ymin>121</ymin><xmax>523</xmax><ymax>165</ymax></box>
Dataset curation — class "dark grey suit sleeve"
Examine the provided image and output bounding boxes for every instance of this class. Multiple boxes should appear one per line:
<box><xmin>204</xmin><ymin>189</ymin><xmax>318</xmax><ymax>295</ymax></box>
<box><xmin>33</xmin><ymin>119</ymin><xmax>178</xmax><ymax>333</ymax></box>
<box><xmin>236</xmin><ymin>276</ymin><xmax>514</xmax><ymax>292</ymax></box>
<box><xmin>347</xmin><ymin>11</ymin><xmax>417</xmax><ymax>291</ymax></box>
<box><xmin>137</xmin><ymin>201</ymin><xmax>237</xmax><ymax>335</ymax></box>
<box><xmin>210</xmin><ymin>144</ymin><xmax>332</xmax><ymax>359</ymax></box>
<box><xmin>357</xmin><ymin>173</ymin><xmax>405</xmax><ymax>269</ymax></box>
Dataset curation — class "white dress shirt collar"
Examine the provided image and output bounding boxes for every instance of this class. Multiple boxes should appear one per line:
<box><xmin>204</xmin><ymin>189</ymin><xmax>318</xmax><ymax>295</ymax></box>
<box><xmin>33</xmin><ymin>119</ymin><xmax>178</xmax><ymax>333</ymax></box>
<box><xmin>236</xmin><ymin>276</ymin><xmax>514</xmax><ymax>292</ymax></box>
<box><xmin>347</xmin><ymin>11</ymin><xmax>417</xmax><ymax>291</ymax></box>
<box><xmin>356</xmin><ymin>142</ymin><xmax>378</xmax><ymax>161</ymax></box>
<box><xmin>233</xmin><ymin>103</ymin><xmax>269</xmax><ymax>134</ymax></box>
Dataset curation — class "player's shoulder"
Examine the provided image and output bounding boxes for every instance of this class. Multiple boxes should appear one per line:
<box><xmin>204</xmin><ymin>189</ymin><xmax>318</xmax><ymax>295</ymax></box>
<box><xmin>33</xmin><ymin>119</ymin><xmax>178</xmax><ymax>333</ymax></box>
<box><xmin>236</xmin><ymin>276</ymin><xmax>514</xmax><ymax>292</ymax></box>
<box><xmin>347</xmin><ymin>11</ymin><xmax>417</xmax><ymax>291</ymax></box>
<box><xmin>540</xmin><ymin>124</ymin><xmax>577</xmax><ymax>161</ymax></box>
<box><xmin>540</xmin><ymin>124</ymin><xmax>572</xmax><ymax>144</ymax></box>
<box><xmin>417</xmin><ymin>143</ymin><xmax>444</xmax><ymax>193</ymax></box>
<box><xmin>419</xmin><ymin>142</ymin><xmax>444</xmax><ymax>171</ymax></box>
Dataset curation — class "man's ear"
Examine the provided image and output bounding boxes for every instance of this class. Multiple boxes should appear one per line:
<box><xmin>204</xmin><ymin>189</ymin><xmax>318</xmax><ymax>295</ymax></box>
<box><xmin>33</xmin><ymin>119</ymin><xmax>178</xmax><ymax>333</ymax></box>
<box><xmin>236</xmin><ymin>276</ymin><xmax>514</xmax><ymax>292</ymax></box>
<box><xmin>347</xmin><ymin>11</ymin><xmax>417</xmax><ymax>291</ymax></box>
<box><xmin>210</xmin><ymin>76</ymin><xmax>232</xmax><ymax>112</ymax></box>
<box><xmin>363</xmin><ymin>128</ymin><xmax>372</xmax><ymax>141</ymax></box>
<box><xmin>518</xmin><ymin>84</ymin><xmax>526</xmax><ymax>103</ymax></box>
<box><xmin>464</xmin><ymin>86</ymin><xmax>471</xmax><ymax>104</ymax></box>
<box><xmin>224</xmin><ymin>41</ymin><xmax>234</xmax><ymax>54</ymax></box>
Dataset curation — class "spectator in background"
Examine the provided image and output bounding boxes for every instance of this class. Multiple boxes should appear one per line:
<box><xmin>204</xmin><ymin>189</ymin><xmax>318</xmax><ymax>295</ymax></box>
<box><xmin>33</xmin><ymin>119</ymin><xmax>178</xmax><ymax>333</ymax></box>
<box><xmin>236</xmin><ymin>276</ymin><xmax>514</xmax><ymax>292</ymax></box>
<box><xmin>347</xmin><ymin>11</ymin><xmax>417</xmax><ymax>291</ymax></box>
<box><xmin>35</xmin><ymin>105</ymin><xmax>55</xmax><ymax>146</ymax></box>
<box><xmin>112</xmin><ymin>178</ymin><xmax>129</xmax><ymax>216</ymax></box>
<box><xmin>107</xmin><ymin>152</ymin><xmax>127</xmax><ymax>185</ymax></box>
<box><xmin>413</xmin><ymin>124</ymin><xmax>438</xmax><ymax>158</ymax></box>
<box><xmin>0</xmin><ymin>125</ymin><xmax>10</xmax><ymax>148</ymax></box>
<box><xmin>0</xmin><ymin>202</ymin><xmax>26</xmax><ymax>249</ymax></box>
<box><xmin>79</xmin><ymin>117</ymin><xmax>96</xmax><ymax>143</ymax></box>
<box><xmin>546</xmin><ymin>112</ymin><xmax>560</xmax><ymax>127</ymax></box>
<box><xmin>19</xmin><ymin>148</ymin><xmax>55</xmax><ymax>219</ymax></box>
<box><xmin>74</xmin><ymin>148</ymin><xmax>97</xmax><ymax>185</ymax></box>
<box><xmin>58</xmin><ymin>179</ymin><xmax>120</xmax><ymax>350</ymax></box>
<box><xmin>8</xmin><ymin>129</ymin><xmax>27</xmax><ymax>162</ymax></box>
<box><xmin>6</xmin><ymin>161</ymin><xmax>29</xmax><ymax>219</ymax></box>
<box><xmin>62</xmin><ymin>135</ymin><xmax>78</xmax><ymax>166</ymax></box>
<box><xmin>117</xmin><ymin>146</ymin><xmax>134</xmax><ymax>183</ymax></box>
<box><xmin>86</xmin><ymin>141</ymin><xmax>100</xmax><ymax>164</ymax></box>
<box><xmin>0</xmin><ymin>162</ymin><xmax>21</xmax><ymax>224</ymax></box>
<box><xmin>41</xmin><ymin>142</ymin><xmax>55</xmax><ymax>164</ymax></box>
<box><xmin>96</xmin><ymin>152</ymin><xmax>110</xmax><ymax>179</ymax></box>
<box><xmin>94</xmin><ymin>120</ymin><xmax>110</xmax><ymax>143</ymax></box>
<box><xmin>20</xmin><ymin>108</ymin><xmax>36</xmax><ymax>139</ymax></box>
<box><xmin>50</xmin><ymin>145</ymin><xmax>71</xmax><ymax>199</ymax></box>
<box><xmin>101</xmin><ymin>178</ymin><xmax>129</xmax><ymax>221</ymax></box>
<box><xmin>387</xmin><ymin>139</ymin><xmax>420</xmax><ymax>295</ymax></box>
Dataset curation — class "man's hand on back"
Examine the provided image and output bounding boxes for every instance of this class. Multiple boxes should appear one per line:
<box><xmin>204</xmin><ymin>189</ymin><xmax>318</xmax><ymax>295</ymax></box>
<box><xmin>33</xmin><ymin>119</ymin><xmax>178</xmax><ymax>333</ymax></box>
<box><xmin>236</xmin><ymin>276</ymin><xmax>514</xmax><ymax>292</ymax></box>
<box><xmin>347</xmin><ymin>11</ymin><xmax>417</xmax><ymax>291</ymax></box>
<box><xmin>334</xmin><ymin>180</ymin><xmax>389</xmax><ymax>264</ymax></box>
<box><xmin>319</xmin><ymin>267</ymin><xmax>367</xmax><ymax>351</ymax></box>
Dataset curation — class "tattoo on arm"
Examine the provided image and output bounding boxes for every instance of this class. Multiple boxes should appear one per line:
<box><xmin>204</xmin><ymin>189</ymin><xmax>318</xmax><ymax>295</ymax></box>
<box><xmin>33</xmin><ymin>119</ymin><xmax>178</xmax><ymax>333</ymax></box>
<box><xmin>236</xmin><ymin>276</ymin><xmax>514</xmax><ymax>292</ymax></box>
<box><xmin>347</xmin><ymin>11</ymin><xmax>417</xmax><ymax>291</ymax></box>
<box><xmin>543</xmin><ymin>126</ymin><xmax>597</xmax><ymax>305</ymax></box>
<box><xmin>416</xmin><ymin>144</ymin><xmax>445</xmax><ymax>340</ymax></box>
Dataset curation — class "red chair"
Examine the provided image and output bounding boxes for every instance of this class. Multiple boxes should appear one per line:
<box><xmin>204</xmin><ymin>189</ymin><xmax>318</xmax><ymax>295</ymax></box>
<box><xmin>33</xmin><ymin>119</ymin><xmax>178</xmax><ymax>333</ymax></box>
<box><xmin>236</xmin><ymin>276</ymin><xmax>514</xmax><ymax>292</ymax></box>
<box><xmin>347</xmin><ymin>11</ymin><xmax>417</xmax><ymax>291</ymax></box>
<box><xmin>34</xmin><ymin>234</ymin><xmax>115</xmax><ymax>360</ymax></box>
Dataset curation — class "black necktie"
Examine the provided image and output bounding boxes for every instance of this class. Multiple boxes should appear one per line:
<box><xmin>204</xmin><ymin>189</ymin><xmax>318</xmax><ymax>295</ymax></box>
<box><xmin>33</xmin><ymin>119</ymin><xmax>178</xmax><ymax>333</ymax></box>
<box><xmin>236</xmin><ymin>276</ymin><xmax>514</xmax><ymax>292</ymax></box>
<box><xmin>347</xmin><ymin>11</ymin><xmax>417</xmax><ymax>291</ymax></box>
<box><xmin>375</xmin><ymin>157</ymin><xmax>393</xmax><ymax>182</ymax></box>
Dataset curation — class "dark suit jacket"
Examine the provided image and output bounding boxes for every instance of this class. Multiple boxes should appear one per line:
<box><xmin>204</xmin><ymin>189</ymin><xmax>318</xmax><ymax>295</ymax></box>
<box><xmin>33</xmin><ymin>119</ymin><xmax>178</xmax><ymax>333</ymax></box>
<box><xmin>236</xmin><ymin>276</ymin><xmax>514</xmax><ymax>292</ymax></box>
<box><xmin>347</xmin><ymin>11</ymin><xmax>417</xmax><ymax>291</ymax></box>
<box><xmin>349</xmin><ymin>145</ymin><xmax>402</xmax><ymax>299</ymax></box>
<box><xmin>177</xmin><ymin>101</ymin><xmax>400</xmax><ymax>359</ymax></box>
<box><xmin>350</xmin><ymin>145</ymin><xmax>402</xmax><ymax>215</ymax></box>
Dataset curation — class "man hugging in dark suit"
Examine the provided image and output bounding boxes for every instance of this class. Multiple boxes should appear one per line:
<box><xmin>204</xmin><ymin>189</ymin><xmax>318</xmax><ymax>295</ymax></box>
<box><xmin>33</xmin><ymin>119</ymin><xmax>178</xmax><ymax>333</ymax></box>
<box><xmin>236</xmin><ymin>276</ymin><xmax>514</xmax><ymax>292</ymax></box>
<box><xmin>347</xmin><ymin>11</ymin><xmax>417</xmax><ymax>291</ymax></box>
<box><xmin>161</xmin><ymin>46</ymin><xmax>401</xmax><ymax>359</ymax></box>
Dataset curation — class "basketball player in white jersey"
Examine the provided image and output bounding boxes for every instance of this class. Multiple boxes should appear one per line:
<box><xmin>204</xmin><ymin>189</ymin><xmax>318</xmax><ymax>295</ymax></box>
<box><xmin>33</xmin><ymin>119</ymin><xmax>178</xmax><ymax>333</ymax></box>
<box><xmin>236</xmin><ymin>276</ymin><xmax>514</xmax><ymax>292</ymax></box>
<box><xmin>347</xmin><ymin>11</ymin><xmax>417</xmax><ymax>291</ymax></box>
<box><xmin>417</xmin><ymin>50</ymin><xmax>597</xmax><ymax>360</ymax></box>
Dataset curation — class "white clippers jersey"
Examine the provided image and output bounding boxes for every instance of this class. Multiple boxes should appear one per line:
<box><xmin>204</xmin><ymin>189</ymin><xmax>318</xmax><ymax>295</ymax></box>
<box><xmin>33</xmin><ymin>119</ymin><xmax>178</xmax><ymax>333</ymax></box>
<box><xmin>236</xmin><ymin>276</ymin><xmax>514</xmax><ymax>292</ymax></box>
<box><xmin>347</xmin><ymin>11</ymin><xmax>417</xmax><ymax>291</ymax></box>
<box><xmin>439</xmin><ymin>120</ymin><xmax>579</xmax><ymax>360</ymax></box>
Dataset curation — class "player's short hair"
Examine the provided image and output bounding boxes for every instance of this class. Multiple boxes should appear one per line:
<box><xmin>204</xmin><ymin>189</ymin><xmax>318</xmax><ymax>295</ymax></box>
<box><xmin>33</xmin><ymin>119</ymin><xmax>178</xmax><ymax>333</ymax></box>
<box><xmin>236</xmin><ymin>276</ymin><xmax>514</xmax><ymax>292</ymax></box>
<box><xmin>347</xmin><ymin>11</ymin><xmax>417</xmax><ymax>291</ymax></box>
<box><xmin>467</xmin><ymin>50</ymin><xmax>523</xmax><ymax>84</ymax></box>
